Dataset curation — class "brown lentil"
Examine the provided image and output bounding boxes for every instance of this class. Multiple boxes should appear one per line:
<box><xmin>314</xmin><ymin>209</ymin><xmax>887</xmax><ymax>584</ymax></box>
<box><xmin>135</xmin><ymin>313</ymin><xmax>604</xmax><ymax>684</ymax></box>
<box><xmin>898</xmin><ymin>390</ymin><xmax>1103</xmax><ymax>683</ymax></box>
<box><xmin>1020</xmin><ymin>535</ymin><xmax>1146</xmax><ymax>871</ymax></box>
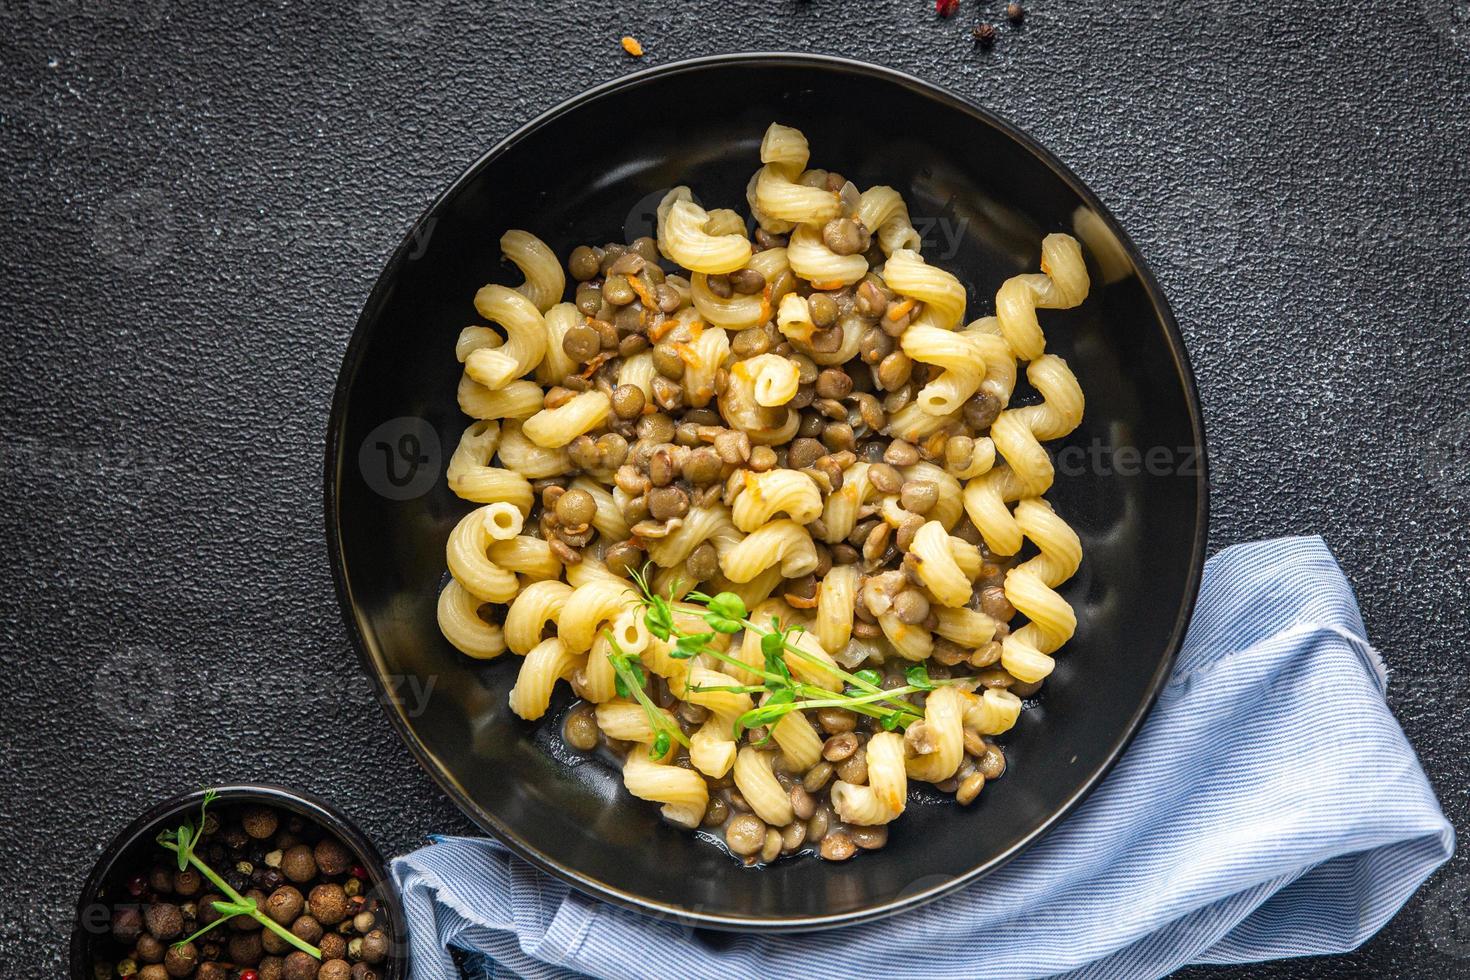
<box><xmin>819</xmin><ymin>832</ymin><xmax>857</xmax><ymax>861</ymax></box>
<box><xmin>726</xmin><ymin>814</ymin><xmax>766</xmax><ymax>857</ymax></box>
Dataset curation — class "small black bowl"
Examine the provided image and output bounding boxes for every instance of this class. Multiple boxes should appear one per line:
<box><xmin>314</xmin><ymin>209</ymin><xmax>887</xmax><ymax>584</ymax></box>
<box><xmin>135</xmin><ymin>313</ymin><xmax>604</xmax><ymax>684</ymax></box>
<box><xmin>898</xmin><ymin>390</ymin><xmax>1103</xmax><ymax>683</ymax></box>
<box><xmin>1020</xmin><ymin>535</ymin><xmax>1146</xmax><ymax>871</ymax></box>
<box><xmin>326</xmin><ymin>53</ymin><xmax>1208</xmax><ymax>929</ymax></box>
<box><xmin>70</xmin><ymin>784</ymin><xmax>407</xmax><ymax>979</ymax></box>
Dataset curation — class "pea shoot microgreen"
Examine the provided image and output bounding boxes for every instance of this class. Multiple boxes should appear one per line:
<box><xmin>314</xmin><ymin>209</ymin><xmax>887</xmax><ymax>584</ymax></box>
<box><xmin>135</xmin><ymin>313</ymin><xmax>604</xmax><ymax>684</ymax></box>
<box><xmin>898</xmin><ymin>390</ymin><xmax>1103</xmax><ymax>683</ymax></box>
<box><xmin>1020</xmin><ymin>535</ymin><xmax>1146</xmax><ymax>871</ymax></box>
<box><xmin>156</xmin><ymin>791</ymin><xmax>322</xmax><ymax>960</ymax></box>
<box><xmin>614</xmin><ymin>566</ymin><xmax>975</xmax><ymax>748</ymax></box>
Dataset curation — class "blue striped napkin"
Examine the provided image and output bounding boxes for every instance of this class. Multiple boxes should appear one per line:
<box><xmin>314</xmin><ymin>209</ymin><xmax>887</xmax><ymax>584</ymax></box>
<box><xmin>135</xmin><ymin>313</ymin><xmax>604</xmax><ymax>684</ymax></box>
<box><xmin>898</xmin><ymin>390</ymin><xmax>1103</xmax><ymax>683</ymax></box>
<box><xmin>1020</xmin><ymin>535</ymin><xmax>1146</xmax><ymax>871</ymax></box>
<box><xmin>391</xmin><ymin>536</ymin><xmax>1454</xmax><ymax>979</ymax></box>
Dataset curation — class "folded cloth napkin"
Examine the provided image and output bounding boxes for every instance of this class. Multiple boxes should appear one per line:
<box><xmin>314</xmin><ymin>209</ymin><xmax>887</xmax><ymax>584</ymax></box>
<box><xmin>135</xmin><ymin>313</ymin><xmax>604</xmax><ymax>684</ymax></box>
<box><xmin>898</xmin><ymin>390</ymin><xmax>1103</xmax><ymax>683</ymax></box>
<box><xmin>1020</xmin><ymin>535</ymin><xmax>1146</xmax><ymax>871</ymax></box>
<box><xmin>391</xmin><ymin>536</ymin><xmax>1454</xmax><ymax>980</ymax></box>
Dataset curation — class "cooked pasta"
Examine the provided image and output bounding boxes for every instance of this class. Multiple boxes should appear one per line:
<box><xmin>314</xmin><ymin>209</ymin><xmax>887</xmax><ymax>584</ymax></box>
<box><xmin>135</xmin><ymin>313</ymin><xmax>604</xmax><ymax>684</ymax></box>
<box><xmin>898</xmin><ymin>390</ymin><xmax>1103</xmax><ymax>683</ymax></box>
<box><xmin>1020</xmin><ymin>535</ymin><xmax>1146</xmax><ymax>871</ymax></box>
<box><xmin>432</xmin><ymin>122</ymin><xmax>1092</xmax><ymax>865</ymax></box>
<box><xmin>500</xmin><ymin>229</ymin><xmax>565</xmax><ymax>314</ymax></box>
<box><xmin>657</xmin><ymin>190</ymin><xmax>753</xmax><ymax>275</ymax></box>
<box><xmin>464</xmin><ymin>285</ymin><xmax>549</xmax><ymax>390</ymax></box>
<box><xmin>731</xmin><ymin>468</ymin><xmax>823</xmax><ymax>531</ymax></box>
<box><xmin>522</xmin><ymin>390</ymin><xmax>611</xmax><ymax>449</ymax></box>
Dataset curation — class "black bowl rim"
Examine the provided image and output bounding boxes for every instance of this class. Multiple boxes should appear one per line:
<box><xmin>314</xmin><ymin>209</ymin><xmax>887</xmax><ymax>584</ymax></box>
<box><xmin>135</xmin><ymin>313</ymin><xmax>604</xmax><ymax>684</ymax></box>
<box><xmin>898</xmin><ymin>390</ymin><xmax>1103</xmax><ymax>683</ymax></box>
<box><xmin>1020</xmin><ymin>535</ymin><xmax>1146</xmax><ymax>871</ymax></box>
<box><xmin>69</xmin><ymin>783</ymin><xmax>409</xmax><ymax>979</ymax></box>
<box><xmin>324</xmin><ymin>50</ymin><xmax>1210</xmax><ymax>931</ymax></box>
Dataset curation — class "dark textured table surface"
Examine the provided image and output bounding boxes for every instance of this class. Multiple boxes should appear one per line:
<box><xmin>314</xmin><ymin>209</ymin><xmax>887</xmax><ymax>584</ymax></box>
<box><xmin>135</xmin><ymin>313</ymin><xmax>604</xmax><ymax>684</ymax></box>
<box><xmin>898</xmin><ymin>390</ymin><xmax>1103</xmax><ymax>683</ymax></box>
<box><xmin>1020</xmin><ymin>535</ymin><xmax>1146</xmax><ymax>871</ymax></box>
<box><xmin>3</xmin><ymin>0</ymin><xmax>1468</xmax><ymax>976</ymax></box>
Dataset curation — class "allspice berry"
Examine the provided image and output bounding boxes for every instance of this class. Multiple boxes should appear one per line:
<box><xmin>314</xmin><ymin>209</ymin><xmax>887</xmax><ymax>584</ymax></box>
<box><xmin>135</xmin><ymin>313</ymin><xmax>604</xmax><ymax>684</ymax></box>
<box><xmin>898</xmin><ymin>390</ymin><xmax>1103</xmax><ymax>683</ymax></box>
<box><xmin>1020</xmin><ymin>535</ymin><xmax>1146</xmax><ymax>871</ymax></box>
<box><xmin>350</xmin><ymin>964</ymin><xmax>380</xmax><ymax>980</ymax></box>
<box><xmin>319</xmin><ymin>932</ymin><xmax>348</xmax><ymax>961</ymax></box>
<box><xmin>135</xmin><ymin>934</ymin><xmax>165</xmax><ymax>963</ymax></box>
<box><xmin>280</xmin><ymin>844</ymin><xmax>317</xmax><ymax>884</ymax></box>
<box><xmin>262</xmin><ymin>926</ymin><xmax>291</xmax><ymax>955</ymax></box>
<box><xmin>291</xmin><ymin>914</ymin><xmax>324</xmax><ymax>945</ymax></box>
<box><xmin>196</xmin><ymin>893</ymin><xmax>225</xmax><ymax>926</ymax></box>
<box><xmin>163</xmin><ymin>941</ymin><xmax>198</xmax><ymax>978</ymax></box>
<box><xmin>308</xmin><ymin>883</ymin><xmax>350</xmax><ymax>926</ymax></box>
<box><xmin>227</xmin><ymin>930</ymin><xmax>264</xmax><ymax>966</ymax></box>
<box><xmin>283</xmin><ymin>950</ymin><xmax>320</xmax><ymax>980</ymax></box>
<box><xmin>230</xmin><ymin>889</ymin><xmax>267</xmax><ymax>931</ymax></box>
<box><xmin>111</xmin><ymin>907</ymin><xmax>143</xmax><ymax>945</ymax></box>
<box><xmin>258</xmin><ymin>956</ymin><xmax>286</xmax><ymax>980</ymax></box>
<box><xmin>358</xmin><ymin>929</ymin><xmax>389</xmax><ymax>965</ymax></box>
<box><xmin>142</xmin><ymin>902</ymin><xmax>183</xmax><ymax>942</ymax></box>
<box><xmin>242</xmin><ymin>805</ymin><xmax>280</xmax><ymax>840</ymax></box>
<box><xmin>138</xmin><ymin>966</ymin><xmax>169</xmax><ymax>980</ymax></box>
<box><xmin>319</xmin><ymin>961</ymin><xmax>352</xmax><ymax>980</ymax></box>
<box><xmin>172</xmin><ymin>869</ymin><xmax>202</xmax><ymax>897</ymax></box>
<box><xmin>313</xmin><ymin>837</ymin><xmax>352</xmax><ymax>878</ymax></box>
<box><xmin>196</xmin><ymin>964</ymin><xmax>229</xmax><ymax>980</ymax></box>
<box><xmin>264</xmin><ymin>885</ymin><xmax>305</xmax><ymax>925</ymax></box>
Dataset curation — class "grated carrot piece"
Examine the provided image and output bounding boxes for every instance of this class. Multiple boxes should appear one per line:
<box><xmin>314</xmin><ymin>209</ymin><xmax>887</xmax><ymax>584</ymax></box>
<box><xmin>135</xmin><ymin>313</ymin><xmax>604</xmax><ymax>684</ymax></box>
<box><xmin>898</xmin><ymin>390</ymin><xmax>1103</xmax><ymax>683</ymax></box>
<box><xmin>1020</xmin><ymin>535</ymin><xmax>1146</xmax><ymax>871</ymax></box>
<box><xmin>886</xmin><ymin>297</ymin><xmax>916</xmax><ymax>321</ymax></box>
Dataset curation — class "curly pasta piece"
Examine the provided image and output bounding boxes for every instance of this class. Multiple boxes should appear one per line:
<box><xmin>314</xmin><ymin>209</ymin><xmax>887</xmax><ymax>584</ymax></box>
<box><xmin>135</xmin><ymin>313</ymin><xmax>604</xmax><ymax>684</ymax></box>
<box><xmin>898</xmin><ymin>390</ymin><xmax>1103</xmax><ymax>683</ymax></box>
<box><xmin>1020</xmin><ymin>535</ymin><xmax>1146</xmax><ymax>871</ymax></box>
<box><xmin>500</xmin><ymin>229</ymin><xmax>565</xmax><ymax>313</ymax></box>
<box><xmin>1001</xmin><ymin>497</ymin><xmax>1083</xmax><ymax>684</ymax></box>
<box><xmin>645</xmin><ymin>504</ymin><xmax>735</xmax><ymax>568</ymax></box>
<box><xmin>831</xmin><ymin>731</ymin><xmax>907</xmax><ymax>825</ymax></box>
<box><xmin>964</xmin><ymin>687</ymin><xmax>1024</xmax><ymax>735</ymax></box>
<box><xmin>752</xmin><ymin>163</ymin><xmax>842</xmax><ymax>226</ymax></box>
<box><xmin>909</xmin><ymin>520</ymin><xmax>973</xmax><ymax>608</ymax></box>
<box><xmin>689</xmin><ymin>719</ymin><xmax>738</xmax><ymax>778</ymax></box>
<box><xmin>787</xmin><ymin>224</ymin><xmax>868</xmax><ymax>287</ymax></box>
<box><xmin>769</xmin><ymin>705</ymin><xmax>824</xmax><ymax>772</ymax></box>
<box><xmin>555</xmin><ymin>577</ymin><xmax>638</xmax><ymax>654</ymax></box>
<box><xmin>595</xmin><ymin>699</ymin><xmax>678</xmax><ymax>743</ymax></box>
<box><xmin>445</xmin><ymin>421</ymin><xmax>535</xmax><ymax>510</ymax></box>
<box><xmin>464</xmin><ymin>285</ymin><xmax>548</xmax><ymax>390</ymax></box>
<box><xmin>502</xmin><ymin>579</ymin><xmax>572</xmax><ymax>654</ymax></box>
<box><xmin>995</xmin><ymin>232</ymin><xmax>1090</xmax><ymax>361</ymax></box>
<box><xmin>497</xmin><ymin>420</ymin><xmax>573</xmax><ymax>479</ymax></box>
<box><xmin>490</xmin><ymin>535</ymin><xmax>560</xmax><ymax>582</ymax></box>
<box><xmin>720</xmin><ymin>519</ymin><xmax>818</xmax><ymax>582</ymax></box>
<box><xmin>720</xmin><ymin>357</ymin><xmax>800</xmax><ymax>445</ymax></box>
<box><xmin>883</xmin><ymin>248</ymin><xmax>966</xmax><ymax>329</ymax></box>
<box><xmin>508</xmin><ymin>637</ymin><xmax>577</xmax><ymax>720</ymax></box>
<box><xmin>656</xmin><ymin>189</ymin><xmax>753</xmax><ymax>275</ymax></box>
<box><xmin>522</xmin><ymin>390</ymin><xmax>611</xmax><ymax>449</ymax></box>
<box><xmin>680</xmin><ymin>321</ymin><xmax>730</xmax><ymax>408</ymax></box>
<box><xmin>815</xmin><ymin>564</ymin><xmax>859</xmax><ymax>654</ymax></box>
<box><xmin>535</xmin><ymin>303</ymin><xmax>580</xmax><ymax>386</ymax></box>
<box><xmin>989</xmin><ymin>354</ymin><xmax>1084</xmax><ymax>496</ymax></box>
<box><xmin>691</xmin><ymin>248</ymin><xmax>786</xmax><ymax>329</ymax></box>
<box><xmin>446</xmin><ymin>506</ymin><xmax>519</xmax><ymax>603</ymax></box>
<box><xmin>734</xmin><ymin>747</ymin><xmax>794</xmax><ymax>826</ymax></box>
<box><xmin>732</xmin><ymin>468</ymin><xmax>823</xmax><ymax>532</ymax></box>
<box><xmin>457</xmin><ymin>376</ymin><xmax>543</xmax><ymax>421</ymax></box>
<box><xmin>436</xmin><ymin>579</ymin><xmax>506</xmax><ymax>659</ymax></box>
<box><xmin>857</xmin><ymin>185</ymin><xmax>922</xmax><ymax>256</ymax></box>
<box><xmin>742</xmin><ymin>353</ymin><xmax>800</xmax><ymax>408</ymax></box>
<box><xmin>622</xmin><ymin>743</ymin><xmax>709</xmax><ymax>829</ymax></box>
<box><xmin>905</xmin><ymin>685</ymin><xmax>965</xmax><ymax>783</ymax></box>
<box><xmin>820</xmin><ymin>461</ymin><xmax>873</xmax><ymax>544</ymax></box>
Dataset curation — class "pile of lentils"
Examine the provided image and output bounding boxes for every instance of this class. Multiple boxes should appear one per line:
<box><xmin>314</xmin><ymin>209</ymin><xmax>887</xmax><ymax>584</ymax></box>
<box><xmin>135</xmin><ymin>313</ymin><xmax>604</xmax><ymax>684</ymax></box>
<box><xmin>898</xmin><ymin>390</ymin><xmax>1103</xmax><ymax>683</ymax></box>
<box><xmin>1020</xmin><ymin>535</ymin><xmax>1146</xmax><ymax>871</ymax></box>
<box><xmin>100</xmin><ymin>803</ymin><xmax>391</xmax><ymax>980</ymax></box>
<box><xmin>537</xmin><ymin>212</ymin><xmax>1039</xmax><ymax>861</ymax></box>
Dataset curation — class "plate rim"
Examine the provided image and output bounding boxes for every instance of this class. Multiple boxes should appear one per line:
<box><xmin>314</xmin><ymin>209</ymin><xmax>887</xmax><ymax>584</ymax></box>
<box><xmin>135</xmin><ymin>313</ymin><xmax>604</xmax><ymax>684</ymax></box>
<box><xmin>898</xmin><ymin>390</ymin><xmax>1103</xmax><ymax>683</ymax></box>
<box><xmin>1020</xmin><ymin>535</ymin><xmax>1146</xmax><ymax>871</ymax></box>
<box><xmin>323</xmin><ymin>50</ymin><xmax>1211</xmax><ymax>932</ymax></box>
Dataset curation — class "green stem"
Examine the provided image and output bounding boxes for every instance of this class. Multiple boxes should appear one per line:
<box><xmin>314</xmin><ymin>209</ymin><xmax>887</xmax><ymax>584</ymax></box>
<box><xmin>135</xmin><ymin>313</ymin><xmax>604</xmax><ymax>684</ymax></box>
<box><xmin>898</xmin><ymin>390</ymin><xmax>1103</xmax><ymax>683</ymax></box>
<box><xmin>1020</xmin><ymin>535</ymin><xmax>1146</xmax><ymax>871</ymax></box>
<box><xmin>160</xmin><ymin>842</ymin><xmax>322</xmax><ymax>960</ymax></box>
<box><xmin>605</xmin><ymin>645</ymin><xmax>691</xmax><ymax>750</ymax></box>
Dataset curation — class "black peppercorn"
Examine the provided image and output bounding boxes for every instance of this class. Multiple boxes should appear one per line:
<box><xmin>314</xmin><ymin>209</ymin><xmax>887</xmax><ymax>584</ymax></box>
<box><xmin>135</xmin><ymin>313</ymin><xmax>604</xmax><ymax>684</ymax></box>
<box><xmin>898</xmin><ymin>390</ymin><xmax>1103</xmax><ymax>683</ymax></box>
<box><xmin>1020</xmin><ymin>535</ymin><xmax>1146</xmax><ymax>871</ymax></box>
<box><xmin>973</xmin><ymin>22</ymin><xmax>997</xmax><ymax>47</ymax></box>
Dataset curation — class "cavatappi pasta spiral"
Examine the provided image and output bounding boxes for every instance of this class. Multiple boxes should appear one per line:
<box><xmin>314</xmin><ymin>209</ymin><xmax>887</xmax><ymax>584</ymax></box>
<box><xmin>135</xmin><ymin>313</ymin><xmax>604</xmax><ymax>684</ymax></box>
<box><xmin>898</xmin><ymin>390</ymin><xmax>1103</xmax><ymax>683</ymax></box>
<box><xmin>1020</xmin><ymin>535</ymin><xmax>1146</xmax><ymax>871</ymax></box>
<box><xmin>432</xmin><ymin>123</ymin><xmax>1092</xmax><ymax>864</ymax></box>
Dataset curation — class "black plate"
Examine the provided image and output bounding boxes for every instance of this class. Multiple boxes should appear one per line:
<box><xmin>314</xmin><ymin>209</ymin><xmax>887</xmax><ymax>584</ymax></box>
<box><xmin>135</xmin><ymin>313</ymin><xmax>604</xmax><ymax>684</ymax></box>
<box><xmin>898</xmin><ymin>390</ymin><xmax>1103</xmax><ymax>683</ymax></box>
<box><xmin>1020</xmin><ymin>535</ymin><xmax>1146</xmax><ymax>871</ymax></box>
<box><xmin>325</xmin><ymin>53</ymin><xmax>1208</xmax><ymax>930</ymax></box>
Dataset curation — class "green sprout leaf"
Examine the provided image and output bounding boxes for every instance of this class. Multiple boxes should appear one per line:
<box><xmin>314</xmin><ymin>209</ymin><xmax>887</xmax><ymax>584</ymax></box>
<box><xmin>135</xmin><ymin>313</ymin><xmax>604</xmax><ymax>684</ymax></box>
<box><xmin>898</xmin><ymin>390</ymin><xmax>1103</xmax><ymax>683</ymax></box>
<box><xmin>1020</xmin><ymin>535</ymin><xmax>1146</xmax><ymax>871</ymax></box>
<box><xmin>705</xmin><ymin>592</ymin><xmax>746</xmax><ymax>622</ymax></box>
<box><xmin>651</xmin><ymin>730</ymin><xmax>671</xmax><ymax>761</ymax></box>
<box><xmin>904</xmin><ymin>665</ymin><xmax>936</xmax><ymax>690</ymax></box>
